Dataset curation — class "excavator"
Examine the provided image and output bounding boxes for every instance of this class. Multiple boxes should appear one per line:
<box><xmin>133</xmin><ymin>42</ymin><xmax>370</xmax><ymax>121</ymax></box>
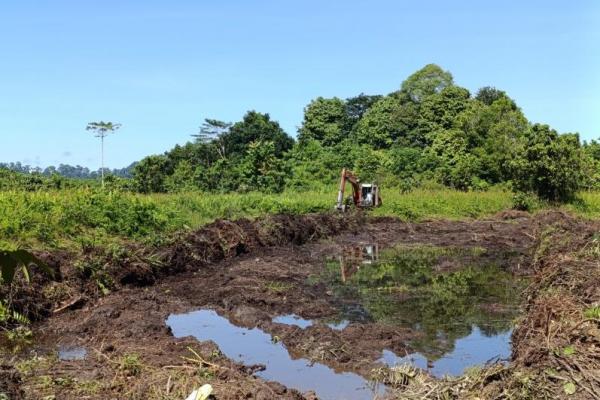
<box><xmin>335</xmin><ymin>168</ymin><xmax>382</xmax><ymax>211</ymax></box>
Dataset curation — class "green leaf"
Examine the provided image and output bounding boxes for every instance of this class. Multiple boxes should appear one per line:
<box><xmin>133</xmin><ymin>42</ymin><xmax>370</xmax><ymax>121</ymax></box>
<box><xmin>0</xmin><ymin>249</ymin><xmax>53</xmax><ymax>285</ymax></box>
<box><xmin>12</xmin><ymin>250</ymin><xmax>54</xmax><ymax>278</ymax></box>
<box><xmin>20</xmin><ymin>264</ymin><xmax>30</xmax><ymax>283</ymax></box>
<box><xmin>0</xmin><ymin>251</ymin><xmax>18</xmax><ymax>284</ymax></box>
<box><xmin>563</xmin><ymin>381</ymin><xmax>577</xmax><ymax>395</ymax></box>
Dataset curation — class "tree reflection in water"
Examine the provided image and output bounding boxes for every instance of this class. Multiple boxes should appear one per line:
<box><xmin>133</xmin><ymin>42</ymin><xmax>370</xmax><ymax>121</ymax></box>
<box><xmin>317</xmin><ymin>244</ymin><xmax>527</xmax><ymax>361</ymax></box>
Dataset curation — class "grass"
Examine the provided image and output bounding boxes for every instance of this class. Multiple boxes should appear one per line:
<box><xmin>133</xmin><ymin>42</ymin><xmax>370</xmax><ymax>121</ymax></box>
<box><xmin>374</xmin><ymin>188</ymin><xmax>513</xmax><ymax>220</ymax></box>
<box><xmin>3</xmin><ymin>186</ymin><xmax>600</xmax><ymax>254</ymax></box>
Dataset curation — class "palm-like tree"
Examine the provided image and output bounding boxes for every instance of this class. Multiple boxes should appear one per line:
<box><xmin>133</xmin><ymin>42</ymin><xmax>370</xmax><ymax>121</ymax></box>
<box><xmin>86</xmin><ymin>121</ymin><xmax>122</xmax><ymax>187</ymax></box>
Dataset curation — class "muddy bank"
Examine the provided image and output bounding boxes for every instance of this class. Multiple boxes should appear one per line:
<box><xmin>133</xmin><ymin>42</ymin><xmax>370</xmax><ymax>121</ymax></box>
<box><xmin>3</xmin><ymin>212</ymin><xmax>545</xmax><ymax>399</ymax></box>
<box><xmin>2</xmin><ymin>212</ymin><xmax>365</xmax><ymax>399</ymax></box>
<box><xmin>1</xmin><ymin>212</ymin><xmax>364</xmax><ymax>327</ymax></box>
<box><xmin>379</xmin><ymin>212</ymin><xmax>600</xmax><ymax>399</ymax></box>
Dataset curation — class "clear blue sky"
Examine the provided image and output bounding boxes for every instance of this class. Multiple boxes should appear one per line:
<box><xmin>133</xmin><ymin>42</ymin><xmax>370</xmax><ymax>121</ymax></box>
<box><xmin>1</xmin><ymin>1</ymin><xmax>598</xmax><ymax>169</ymax></box>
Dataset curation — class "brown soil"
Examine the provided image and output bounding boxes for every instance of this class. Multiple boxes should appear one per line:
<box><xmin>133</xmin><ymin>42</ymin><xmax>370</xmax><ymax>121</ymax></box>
<box><xmin>0</xmin><ymin>211</ymin><xmax>544</xmax><ymax>400</ymax></box>
<box><xmin>6</xmin><ymin>210</ymin><xmax>600</xmax><ymax>399</ymax></box>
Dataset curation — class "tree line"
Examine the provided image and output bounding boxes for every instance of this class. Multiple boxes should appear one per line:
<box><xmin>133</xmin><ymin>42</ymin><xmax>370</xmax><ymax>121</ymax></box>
<box><xmin>131</xmin><ymin>64</ymin><xmax>599</xmax><ymax>203</ymax></box>
<box><xmin>0</xmin><ymin>162</ymin><xmax>135</xmax><ymax>179</ymax></box>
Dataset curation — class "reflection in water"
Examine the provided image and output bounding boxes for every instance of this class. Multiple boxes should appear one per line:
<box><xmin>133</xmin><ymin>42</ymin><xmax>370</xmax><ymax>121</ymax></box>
<box><xmin>380</xmin><ymin>327</ymin><xmax>512</xmax><ymax>377</ymax></box>
<box><xmin>273</xmin><ymin>314</ymin><xmax>313</xmax><ymax>329</ymax></box>
<box><xmin>167</xmin><ymin>310</ymin><xmax>386</xmax><ymax>400</ymax></box>
<box><xmin>316</xmin><ymin>244</ymin><xmax>526</xmax><ymax>375</ymax></box>
<box><xmin>339</xmin><ymin>244</ymin><xmax>380</xmax><ymax>282</ymax></box>
<box><xmin>272</xmin><ymin>314</ymin><xmax>350</xmax><ymax>331</ymax></box>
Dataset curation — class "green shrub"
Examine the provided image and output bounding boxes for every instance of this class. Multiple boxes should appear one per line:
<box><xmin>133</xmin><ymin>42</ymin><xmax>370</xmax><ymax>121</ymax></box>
<box><xmin>511</xmin><ymin>192</ymin><xmax>538</xmax><ymax>212</ymax></box>
<box><xmin>510</xmin><ymin>125</ymin><xmax>584</xmax><ymax>203</ymax></box>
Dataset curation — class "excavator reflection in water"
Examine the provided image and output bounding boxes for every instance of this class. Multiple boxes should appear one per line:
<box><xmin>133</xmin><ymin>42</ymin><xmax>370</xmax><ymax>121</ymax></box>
<box><xmin>338</xmin><ymin>243</ymin><xmax>379</xmax><ymax>283</ymax></box>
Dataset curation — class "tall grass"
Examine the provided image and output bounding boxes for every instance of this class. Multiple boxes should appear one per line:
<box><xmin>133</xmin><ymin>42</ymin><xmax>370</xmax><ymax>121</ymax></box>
<box><xmin>374</xmin><ymin>189</ymin><xmax>512</xmax><ymax>220</ymax></box>
<box><xmin>564</xmin><ymin>191</ymin><xmax>600</xmax><ymax>219</ymax></box>
<box><xmin>3</xmin><ymin>187</ymin><xmax>600</xmax><ymax>251</ymax></box>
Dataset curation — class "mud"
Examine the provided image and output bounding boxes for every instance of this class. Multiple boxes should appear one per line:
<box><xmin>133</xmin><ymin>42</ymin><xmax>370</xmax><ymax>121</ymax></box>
<box><xmin>0</xmin><ymin>212</ymin><xmax>546</xmax><ymax>399</ymax></box>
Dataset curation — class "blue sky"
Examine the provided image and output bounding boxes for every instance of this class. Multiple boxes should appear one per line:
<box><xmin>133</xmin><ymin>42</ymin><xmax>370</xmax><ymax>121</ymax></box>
<box><xmin>1</xmin><ymin>1</ymin><xmax>598</xmax><ymax>169</ymax></box>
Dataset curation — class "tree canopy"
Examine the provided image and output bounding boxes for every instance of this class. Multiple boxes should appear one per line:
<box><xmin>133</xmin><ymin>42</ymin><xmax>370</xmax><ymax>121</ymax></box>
<box><xmin>126</xmin><ymin>63</ymin><xmax>590</xmax><ymax>203</ymax></box>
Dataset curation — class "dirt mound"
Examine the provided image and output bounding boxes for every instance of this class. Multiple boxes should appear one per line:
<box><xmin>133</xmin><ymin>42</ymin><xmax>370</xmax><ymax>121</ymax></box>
<box><xmin>495</xmin><ymin>209</ymin><xmax>530</xmax><ymax>220</ymax></box>
<box><xmin>65</xmin><ymin>213</ymin><xmax>364</xmax><ymax>291</ymax></box>
<box><xmin>508</xmin><ymin>212</ymin><xmax>600</xmax><ymax>397</ymax></box>
<box><xmin>2</xmin><ymin>213</ymin><xmax>361</xmax><ymax>332</ymax></box>
<box><xmin>147</xmin><ymin>212</ymin><xmax>363</xmax><ymax>284</ymax></box>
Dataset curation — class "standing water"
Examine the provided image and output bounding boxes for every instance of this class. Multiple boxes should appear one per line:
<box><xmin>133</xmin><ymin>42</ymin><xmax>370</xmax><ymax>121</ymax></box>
<box><xmin>167</xmin><ymin>309</ymin><xmax>385</xmax><ymax>400</ymax></box>
<box><xmin>166</xmin><ymin>243</ymin><xmax>526</xmax><ymax>398</ymax></box>
<box><xmin>317</xmin><ymin>243</ymin><xmax>526</xmax><ymax>377</ymax></box>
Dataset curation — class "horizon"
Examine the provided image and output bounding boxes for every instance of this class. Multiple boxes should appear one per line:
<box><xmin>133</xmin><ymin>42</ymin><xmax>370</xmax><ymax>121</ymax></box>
<box><xmin>1</xmin><ymin>1</ymin><xmax>598</xmax><ymax>170</ymax></box>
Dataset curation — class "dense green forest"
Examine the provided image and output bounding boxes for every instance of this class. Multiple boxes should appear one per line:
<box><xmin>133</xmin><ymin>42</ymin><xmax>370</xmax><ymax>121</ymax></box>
<box><xmin>128</xmin><ymin>64</ymin><xmax>599</xmax><ymax>202</ymax></box>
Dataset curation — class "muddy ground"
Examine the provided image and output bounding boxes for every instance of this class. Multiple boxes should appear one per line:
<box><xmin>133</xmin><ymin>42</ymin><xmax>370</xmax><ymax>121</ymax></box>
<box><xmin>0</xmin><ymin>211</ymin><xmax>548</xmax><ymax>400</ymax></box>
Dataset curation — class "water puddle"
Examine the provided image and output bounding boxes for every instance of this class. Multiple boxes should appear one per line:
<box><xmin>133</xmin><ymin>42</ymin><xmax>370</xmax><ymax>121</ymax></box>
<box><xmin>167</xmin><ymin>243</ymin><xmax>526</xmax><ymax>395</ymax></box>
<box><xmin>313</xmin><ymin>243</ymin><xmax>527</xmax><ymax>376</ymax></box>
<box><xmin>273</xmin><ymin>314</ymin><xmax>313</xmax><ymax>329</ymax></box>
<box><xmin>167</xmin><ymin>310</ymin><xmax>384</xmax><ymax>400</ymax></box>
<box><xmin>380</xmin><ymin>327</ymin><xmax>512</xmax><ymax>377</ymax></box>
<box><xmin>272</xmin><ymin>314</ymin><xmax>350</xmax><ymax>331</ymax></box>
<box><xmin>327</xmin><ymin>319</ymin><xmax>350</xmax><ymax>331</ymax></box>
<box><xmin>58</xmin><ymin>346</ymin><xmax>87</xmax><ymax>361</ymax></box>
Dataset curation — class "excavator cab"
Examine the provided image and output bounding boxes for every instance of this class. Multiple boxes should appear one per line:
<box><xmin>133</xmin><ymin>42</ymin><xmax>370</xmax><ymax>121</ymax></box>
<box><xmin>360</xmin><ymin>184</ymin><xmax>380</xmax><ymax>207</ymax></box>
<box><xmin>335</xmin><ymin>168</ymin><xmax>382</xmax><ymax>211</ymax></box>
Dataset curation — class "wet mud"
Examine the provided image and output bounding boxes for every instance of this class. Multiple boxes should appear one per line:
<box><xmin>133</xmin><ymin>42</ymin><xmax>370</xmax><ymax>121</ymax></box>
<box><xmin>4</xmin><ymin>212</ymin><xmax>542</xmax><ymax>399</ymax></box>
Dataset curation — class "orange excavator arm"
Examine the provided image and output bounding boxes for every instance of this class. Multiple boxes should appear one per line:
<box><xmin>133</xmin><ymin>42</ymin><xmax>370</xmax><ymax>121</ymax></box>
<box><xmin>336</xmin><ymin>168</ymin><xmax>361</xmax><ymax>210</ymax></box>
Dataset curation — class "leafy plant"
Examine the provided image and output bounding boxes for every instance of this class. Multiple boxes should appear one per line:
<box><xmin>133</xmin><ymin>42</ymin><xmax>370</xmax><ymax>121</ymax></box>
<box><xmin>511</xmin><ymin>191</ymin><xmax>538</xmax><ymax>212</ymax></box>
<box><xmin>0</xmin><ymin>249</ymin><xmax>52</xmax><ymax>285</ymax></box>
<box><xmin>0</xmin><ymin>301</ymin><xmax>30</xmax><ymax>326</ymax></box>
<box><xmin>510</xmin><ymin>124</ymin><xmax>584</xmax><ymax>202</ymax></box>
<box><xmin>119</xmin><ymin>353</ymin><xmax>142</xmax><ymax>376</ymax></box>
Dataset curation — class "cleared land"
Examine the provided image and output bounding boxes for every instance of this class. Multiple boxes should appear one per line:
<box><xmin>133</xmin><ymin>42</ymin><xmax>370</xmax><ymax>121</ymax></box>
<box><xmin>1</xmin><ymin>191</ymin><xmax>600</xmax><ymax>399</ymax></box>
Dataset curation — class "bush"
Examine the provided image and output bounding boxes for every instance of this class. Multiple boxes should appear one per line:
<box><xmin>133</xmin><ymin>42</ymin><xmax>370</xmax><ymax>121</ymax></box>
<box><xmin>510</xmin><ymin>125</ymin><xmax>584</xmax><ymax>203</ymax></box>
<box><xmin>511</xmin><ymin>191</ymin><xmax>538</xmax><ymax>212</ymax></box>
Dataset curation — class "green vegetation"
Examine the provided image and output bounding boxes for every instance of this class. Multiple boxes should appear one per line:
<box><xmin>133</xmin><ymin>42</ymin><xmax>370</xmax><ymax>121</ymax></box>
<box><xmin>117</xmin><ymin>64</ymin><xmax>597</xmax><ymax>204</ymax></box>
<box><xmin>4</xmin><ymin>185</ymin><xmax>600</xmax><ymax>255</ymax></box>
<box><xmin>0</xmin><ymin>187</ymin><xmax>513</xmax><ymax>251</ymax></box>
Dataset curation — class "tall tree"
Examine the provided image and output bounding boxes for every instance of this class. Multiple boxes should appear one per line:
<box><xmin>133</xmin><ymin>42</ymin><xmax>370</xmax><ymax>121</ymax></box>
<box><xmin>400</xmin><ymin>64</ymin><xmax>454</xmax><ymax>102</ymax></box>
<box><xmin>192</xmin><ymin>119</ymin><xmax>231</xmax><ymax>159</ymax></box>
<box><xmin>344</xmin><ymin>94</ymin><xmax>382</xmax><ymax>134</ymax></box>
<box><xmin>510</xmin><ymin>124</ymin><xmax>584</xmax><ymax>202</ymax></box>
<box><xmin>86</xmin><ymin>121</ymin><xmax>122</xmax><ymax>187</ymax></box>
<box><xmin>475</xmin><ymin>86</ymin><xmax>508</xmax><ymax>106</ymax></box>
<box><xmin>352</xmin><ymin>96</ymin><xmax>404</xmax><ymax>149</ymax></box>
<box><xmin>224</xmin><ymin>111</ymin><xmax>293</xmax><ymax>157</ymax></box>
<box><xmin>416</xmin><ymin>85</ymin><xmax>471</xmax><ymax>143</ymax></box>
<box><xmin>298</xmin><ymin>97</ymin><xmax>348</xmax><ymax>146</ymax></box>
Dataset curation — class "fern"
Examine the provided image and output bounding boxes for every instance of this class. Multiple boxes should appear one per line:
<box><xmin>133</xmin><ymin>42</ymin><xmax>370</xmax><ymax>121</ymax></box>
<box><xmin>10</xmin><ymin>310</ymin><xmax>30</xmax><ymax>325</ymax></box>
<box><xmin>0</xmin><ymin>300</ymin><xmax>29</xmax><ymax>326</ymax></box>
